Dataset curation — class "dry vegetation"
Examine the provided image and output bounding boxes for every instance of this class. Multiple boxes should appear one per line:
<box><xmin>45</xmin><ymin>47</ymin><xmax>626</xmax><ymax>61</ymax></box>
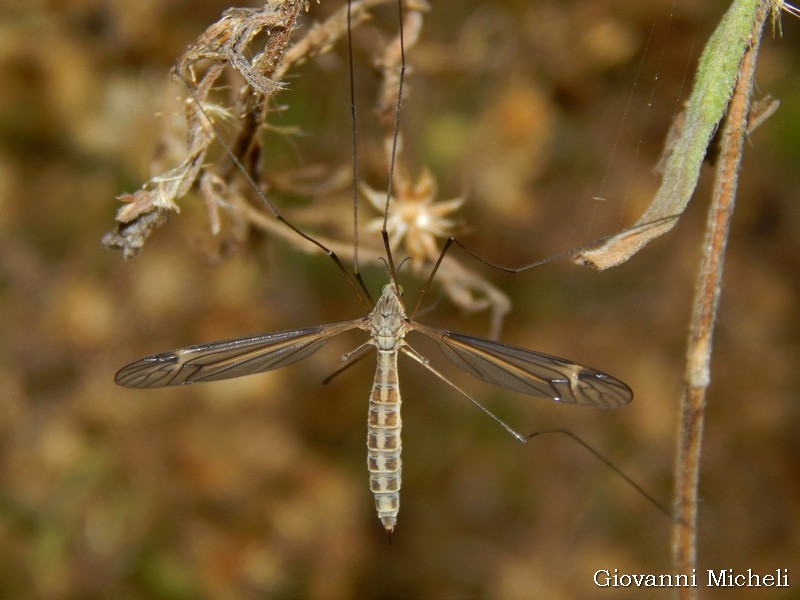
<box><xmin>1</xmin><ymin>1</ymin><xmax>799</xmax><ymax>598</ymax></box>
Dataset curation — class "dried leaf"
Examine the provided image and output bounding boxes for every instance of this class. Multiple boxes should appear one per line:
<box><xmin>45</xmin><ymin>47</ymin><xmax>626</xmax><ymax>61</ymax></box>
<box><xmin>102</xmin><ymin>210</ymin><xmax>170</xmax><ymax>259</ymax></box>
<box><xmin>574</xmin><ymin>0</ymin><xmax>766</xmax><ymax>271</ymax></box>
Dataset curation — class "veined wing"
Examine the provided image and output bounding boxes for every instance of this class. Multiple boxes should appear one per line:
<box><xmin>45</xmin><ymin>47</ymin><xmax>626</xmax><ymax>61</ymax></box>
<box><xmin>116</xmin><ymin>320</ymin><xmax>363</xmax><ymax>388</ymax></box>
<box><xmin>411</xmin><ymin>322</ymin><xmax>632</xmax><ymax>408</ymax></box>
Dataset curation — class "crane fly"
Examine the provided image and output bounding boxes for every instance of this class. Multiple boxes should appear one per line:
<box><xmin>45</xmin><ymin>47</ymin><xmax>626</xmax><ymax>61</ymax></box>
<box><xmin>115</xmin><ymin>0</ymin><xmax>634</xmax><ymax>537</ymax></box>
<box><xmin>116</xmin><ymin>281</ymin><xmax>632</xmax><ymax>535</ymax></box>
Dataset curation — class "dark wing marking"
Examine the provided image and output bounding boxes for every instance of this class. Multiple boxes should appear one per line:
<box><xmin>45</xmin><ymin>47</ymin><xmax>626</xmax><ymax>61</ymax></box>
<box><xmin>115</xmin><ymin>320</ymin><xmax>363</xmax><ymax>388</ymax></box>
<box><xmin>411</xmin><ymin>322</ymin><xmax>632</xmax><ymax>408</ymax></box>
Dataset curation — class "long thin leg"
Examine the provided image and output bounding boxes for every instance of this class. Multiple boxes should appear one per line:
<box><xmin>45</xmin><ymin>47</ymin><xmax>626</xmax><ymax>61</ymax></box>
<box><xmin>380</xmin><ymin>0</ymin><xmax>407</xmax><ymax>288</ymax></box>
<box><xmin>400</xmin><ymin>345</ymin><xmax>527</xmax><ymax>444</ymax></box>
<box><xmin>528</xmin><ymin>428</ymin><xmax>674</xmax><ymax>520</ymax></box>
<box><xmin>175</xmin><ymin>70</ymin><xmax>374</xmax><ymax>312</ymax></box>
<box><xmin>346</xmin><ymin>0</ymin><xmax>373</xmax><ymax>305</ymax></box>
<box><xmin>410</xmin><ymin>213</ymin><xmax>681</xmax><ymax>319</ymax></box>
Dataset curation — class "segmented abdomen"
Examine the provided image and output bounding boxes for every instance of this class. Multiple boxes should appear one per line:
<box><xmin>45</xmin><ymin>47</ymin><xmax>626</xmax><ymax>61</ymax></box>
<box><xmin>367</xmin><ymin>349</ymin><xmax>402</xmax><ymax>535</ymax></box>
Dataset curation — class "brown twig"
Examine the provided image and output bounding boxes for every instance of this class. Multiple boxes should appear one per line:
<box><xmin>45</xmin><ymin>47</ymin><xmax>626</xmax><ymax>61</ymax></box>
<box><xmin>671</xmin><ymin>1</ymin><xmax>771</xmax><ymax>596</ymax></box>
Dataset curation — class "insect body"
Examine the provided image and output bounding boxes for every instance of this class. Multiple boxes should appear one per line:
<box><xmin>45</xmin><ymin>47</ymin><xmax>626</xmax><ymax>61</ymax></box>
<box><xmin>116</xmin><ymin>282</ymin><xmax>632</xmax><ymax>535</ymax></box>
<box><xmin>365</xmin><ymin>284</ymin><xmax>410</xmax><ymax>533</ymax></box>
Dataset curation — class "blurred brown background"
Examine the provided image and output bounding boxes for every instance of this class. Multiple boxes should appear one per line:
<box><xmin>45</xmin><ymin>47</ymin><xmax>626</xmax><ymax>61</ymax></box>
<box><xmin>1</xmin><ymin>1</ymin><xmax>798</xmax><ymax>598</ymax></box>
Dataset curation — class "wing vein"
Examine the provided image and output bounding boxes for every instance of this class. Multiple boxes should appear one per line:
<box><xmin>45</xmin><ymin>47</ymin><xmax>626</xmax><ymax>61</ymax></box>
<box><xmin>411</xmin><ymin>321</ymin><xmax>632</xmax><ymax>408</ymax></box>
<box><xmin>116</xmin><ymin>320</ymin><xmax>363</xmax><ymax>388</ymax></box>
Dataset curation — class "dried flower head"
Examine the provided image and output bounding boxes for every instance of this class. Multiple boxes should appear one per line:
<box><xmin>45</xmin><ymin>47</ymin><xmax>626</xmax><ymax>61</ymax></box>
<box><xmin>361</xmin><ymin>167</ymin><xmax>463</xmax><ymax>266</ymax></box>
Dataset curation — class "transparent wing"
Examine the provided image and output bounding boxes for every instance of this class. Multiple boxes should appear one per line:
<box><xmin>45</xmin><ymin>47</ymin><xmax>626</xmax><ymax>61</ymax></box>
<box><xmin>411</xmin><ymin>322</ymin><xmax>632</xmax><ymax>408</ymax></box>
<box><xmin>115</xmin><ymin>320</ymin><xmax>363</xmax><ymax>388</ymax></box>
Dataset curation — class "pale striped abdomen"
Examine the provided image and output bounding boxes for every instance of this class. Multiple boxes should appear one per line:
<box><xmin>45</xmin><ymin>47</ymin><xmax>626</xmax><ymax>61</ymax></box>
<box><xmin>367</xmin><ymin>349</ymin><xmax>402</xmax><ymax>535</ymax></box>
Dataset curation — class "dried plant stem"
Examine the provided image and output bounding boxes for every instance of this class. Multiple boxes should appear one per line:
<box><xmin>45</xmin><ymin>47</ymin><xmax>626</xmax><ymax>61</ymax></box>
<box><xmin>671</xmin><ymin>1</ymin><xmax>770</xmax><ymax>595</ymax></box>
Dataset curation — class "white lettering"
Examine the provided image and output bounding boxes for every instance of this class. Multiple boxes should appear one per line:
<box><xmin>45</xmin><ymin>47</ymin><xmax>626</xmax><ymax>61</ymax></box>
<box><xmin>594</xmin><ymin>570</ymin><xmax>610</xmax><ymax>587</ymax></box>
<box><xmin>593</xmin><ymin>567</ymin><xmax>792</xmax><ymax>589</ymax></box>
<box><xmin>708</xmin><ymin>569</ymin><xmax>727</xmax><ymax>586</ymax></box>
<box><xmin>667</xmin><ymin>572</ymin><xmax>698</xmax><ymax>587</ymax></box>
<box><xmin>707</xmin><ymin>568</ymin><xmax>791</xmax><ymax>587</ymax></box>
<box><xmin>593</xmin><ymin>569</ymin><xmax>699</xmax><ymax>588</ymax></box>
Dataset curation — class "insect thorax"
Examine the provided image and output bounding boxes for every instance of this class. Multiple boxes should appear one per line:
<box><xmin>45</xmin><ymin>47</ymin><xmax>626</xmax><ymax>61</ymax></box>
<box><xmin>369</xmin><ymin>284</ymin><xmax>408</xmax><ymax>352</ymax></box>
